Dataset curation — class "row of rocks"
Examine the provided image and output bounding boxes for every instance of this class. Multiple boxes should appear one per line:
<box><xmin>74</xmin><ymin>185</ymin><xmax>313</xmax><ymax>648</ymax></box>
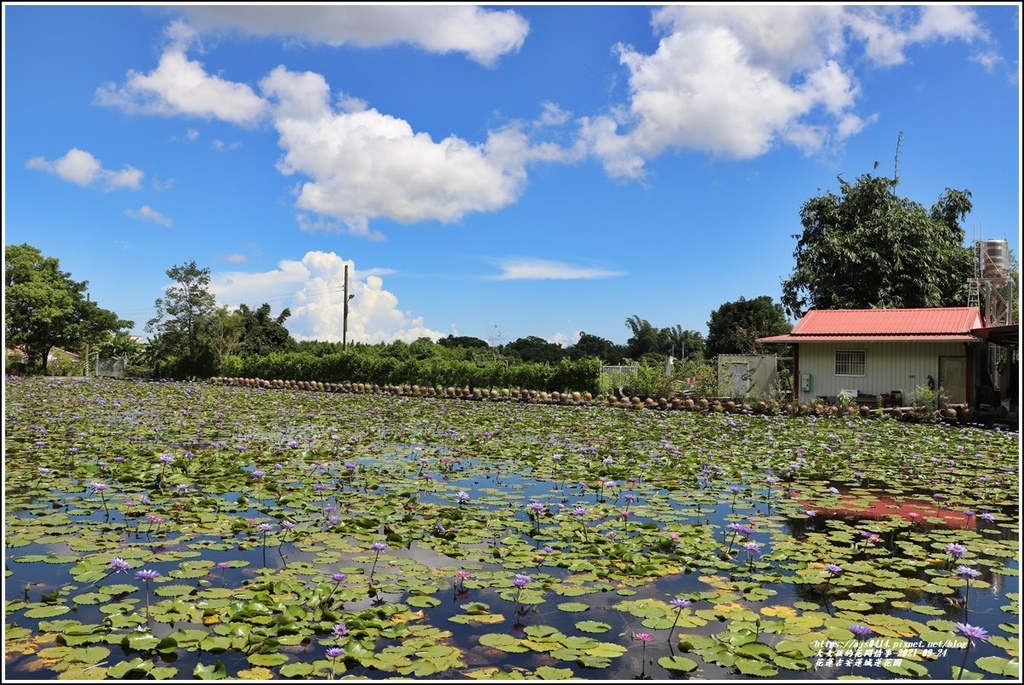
<box><xmin>207</xmin><ymin>377</ymin><xmax>890</xmax><ymax>417</ymax></box>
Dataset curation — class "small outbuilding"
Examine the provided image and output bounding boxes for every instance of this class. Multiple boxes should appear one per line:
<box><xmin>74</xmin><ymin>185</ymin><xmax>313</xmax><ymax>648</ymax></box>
<box><xmin>717</xmin><ymin>354</ymin><xmax>779</xmax><ymax>399</ymax></box>
<box><xmin>758</xmin><ymin>307</ymin><xmax>983</xmax><ymax>407</ymax></box>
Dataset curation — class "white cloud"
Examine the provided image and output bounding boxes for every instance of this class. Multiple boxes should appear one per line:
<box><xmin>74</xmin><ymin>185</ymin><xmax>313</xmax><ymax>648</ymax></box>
<box><xmin>583</xmin><ymin>5</ymin><xmax>992</xmax><ymax>179</ymax></box>
<box><xmin>490</xmin><ymin>257</ymin><xmax>625</xmax><ymax>281</ymax></box>
<box><xmin>151</xmin><ymin>176</ymin><xmax>176</xmax><ymax>191</ymax></box>
<box><xmin>221</xmin><ymin>253</ymin><xmax>248</xmax><ymax>264</ymax></box>
<box><xmin>26</xmin><ymin>148</ymin><xmax>143</xmax><ymax>190</ymax></box>
<box><xmin>549</xmin><ymin>331</ymin><xmax>582</xmax><ymax>349</ymax></box>
<box><xmin>293</xmin><ymin>213</ymin><xmax>378</xmax><ymax>241</ymax></box>
<box><xmin>211</xmin><ymin>139</ymin><xmax>242</xmax><ymax>151</ymax></box>
<box><xmin>124</xmin><ymin>205</ymin><xmax>172</xmax><ymax>227</ymax></box>
<box><xmin>539</xmin><ymin>101</ymin><xmax>571</xmax><ymax>127</ymax></box>
<box><xmin>95</xmin><ymin>44</ymin><xmax>267</xmax><ymax>127</ymax></box>
<box><xmin>209</xmin><ymin>251</ymin><xmax>442</xmax><ymax>344</ymax></box>
<box><xmin>180</xmin><ymin>5</ymin><xmax>529</xmax><ymax>66</ymax></box>
<box><xmin>260</xmin><ymin>66</ymin><xmax>544</xmax><ymax>234</ymax></box>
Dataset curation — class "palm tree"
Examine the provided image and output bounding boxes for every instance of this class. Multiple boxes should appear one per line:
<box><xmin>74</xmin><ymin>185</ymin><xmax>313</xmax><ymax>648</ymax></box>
<box><xmin>624</xmin><ymin>315</ymin><xmax>659</xmax><ymax>361</ymax></box>
<box><xmin>663</xmin><ymin>326</ymin><xmax>706</xmax><ymax>362</ymax></box>
<box><xmin>97</xmin><ymin>331</ymin><xmax>140</xmax><ymax>365</ymax></box>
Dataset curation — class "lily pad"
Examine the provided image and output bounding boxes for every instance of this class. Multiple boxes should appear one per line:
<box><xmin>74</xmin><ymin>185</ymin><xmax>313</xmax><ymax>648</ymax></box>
<box><xmin>658</xmin><ymin>655</ymin><xmax>699</xmax><ymax>673</ymax></box>
<box><xmin>574</xmin><ymin>620</ymin><xmax>611</xmax><ymax>634</ymax></box>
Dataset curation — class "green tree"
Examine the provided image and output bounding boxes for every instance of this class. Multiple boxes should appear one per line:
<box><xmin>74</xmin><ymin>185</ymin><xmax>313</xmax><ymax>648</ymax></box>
<box><xmin>661</xmin><ymin>325</ymin><xmax>706</xmax><ymax>362</ymax></box>
<box><xmin>706</xmin><ymin>295</ymin><xmax>791</xmax><ymax>357</ymax></box>
<box><xmin>96</xmin><ymin>331</ymin><xmax>141</xmax><ymax>364</ymax></box>
<box><xmin>505</xmin><ymin>336</ymin><xmax>565</xmax><ymax>364</ymax></box>
<box><xmin>409</xmin><ymin>337</ymin><xmax>439</xmax><ymax>359</ymax></box>
<box><xmin>5</xmin><ymin>244</ymin><xmax>131</xmax><ymax>374</ymax></box>
<box><xmin>781</xmin><ymin>172</ymin><xmax>975</xmax><ymax>318</ymax></box>
<box><xmin>436</xmin><ymin>334</ymin><xmax>490</xmax><ymax>350</ymax></box>
<box><xmin>236</xmin><ymin>303</ymin><xmax>295</xmax><ymax>357</ymax></box>
<box><xmin>146</xmin><ymin>261</ymin><xmax>218</xmax><ymax>378</ymax></box>
<box><xmin>624</xmin><ymin>315</ymin><xmax>660</xmax><ymax>360</ymax></box>
<box><xmin>569</xmin><ymin>332</ymin><xmax>625</xmax><ymax>364</ymax></box>
<box><xmin>204</xmin><ymin>306</ymin><xmax>244</xmax><ymax>366</ymax></box>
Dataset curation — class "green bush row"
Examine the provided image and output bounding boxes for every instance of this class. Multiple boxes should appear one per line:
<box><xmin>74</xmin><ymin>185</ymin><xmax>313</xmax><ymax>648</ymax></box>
<box><xmin>219</xmin><ymin>351</ymin><xmax>602</xmax><ymax>395</ymax></box>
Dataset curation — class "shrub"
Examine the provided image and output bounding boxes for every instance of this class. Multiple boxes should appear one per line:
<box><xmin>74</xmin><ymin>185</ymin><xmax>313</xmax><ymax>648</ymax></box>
<box><xmin>623</xmin><ymin>364</ymin><xmax>674</xmax><ymax>399</ymax></box>
<box><xmin>905</xmin><ymin>384</ymin><xmax>948</xmax><ymax>423</ymax></box>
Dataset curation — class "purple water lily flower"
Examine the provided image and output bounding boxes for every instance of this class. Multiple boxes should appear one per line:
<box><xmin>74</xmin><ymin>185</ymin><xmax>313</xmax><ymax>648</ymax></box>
<box><xmin>849</xmin><ymin>624</ymin><xmax>872</xmax><ymax>638</ymax></box>
<box><xmin>954</xmin><ymin>622</ymin><xmax>990</xmax><ymax>648</ymax></box>
<box><xmin>946</xmin><ymin>543</ymin><xmax>968</xmax><ymax>559</ymax></box>
<box><xmin>135</xmin><ymin>568</ymin><xmax>160</xmax><ymax>581</ymax></box>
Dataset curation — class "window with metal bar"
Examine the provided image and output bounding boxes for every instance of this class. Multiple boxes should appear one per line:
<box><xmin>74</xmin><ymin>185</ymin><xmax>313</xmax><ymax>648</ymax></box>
<box><xmin>835</xmin><ymin>350</ymin><xmax>865</xmax><ymax>376</ymax></box>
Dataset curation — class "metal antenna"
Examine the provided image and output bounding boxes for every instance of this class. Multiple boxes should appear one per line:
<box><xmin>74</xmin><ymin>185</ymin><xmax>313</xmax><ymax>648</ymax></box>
<box><xmin>893</xmin><ymin>131</ymin><xmax>903</xmax><ymax>192</ymax></box>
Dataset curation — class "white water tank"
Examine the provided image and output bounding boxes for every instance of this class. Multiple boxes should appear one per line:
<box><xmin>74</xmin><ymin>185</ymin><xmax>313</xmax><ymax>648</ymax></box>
<box><xmin>979</xmin><ymin>239</ymin><xmax>1009</xmax><ymax>278</ymax></box>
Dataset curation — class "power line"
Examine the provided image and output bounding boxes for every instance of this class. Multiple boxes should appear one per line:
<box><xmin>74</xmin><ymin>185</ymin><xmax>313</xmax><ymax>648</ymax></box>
<box><xmin>111</xmin><ymin>284</ymin><xmax>349</xmax><ymax>319</ymax></box>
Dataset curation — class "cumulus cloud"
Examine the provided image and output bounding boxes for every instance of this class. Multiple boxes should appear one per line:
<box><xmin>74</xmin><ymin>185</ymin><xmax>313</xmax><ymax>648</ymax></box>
<box><xmin>124</xmin><ymin>205</ymin><xmax>172</xmax><ymax>227</ymax></box>
<box><xmin>95</xmin><ymin>22</ymin><xmax>267</xmax><ymax>127</ymax></box>
<box><xmin>261</xmin><ymin>66</ymin><xmax>559</xmax><ymax>235</ymax></box>
<box><xmin>179</xmin><ymin>5</ymin><xmax>529</xmax><ymax>66</ymax></box>
<box><xmin>26</xmin><ymin>148</ymin><xmax>143</xmax><ymax>190</ymax></box>
<box><xmin>209</xmin><ymin>251</ymin><xmax>443</xmax><ymax>344</ymax></box>
<box><xmin>583</xmin><ymin>5</ymin><xmax>991</xmax><ymax>179</ymax></box>
<box><xmin>95</xmin><ymin>40</ymin><xmax>576</xmax><ymax>236</ymax></box>
<box><xmin>490</xmin><ymin>257</ymin><xmax>625</xmax><ymax>281</ymax></box>
<box><xmin>847</xmin><ymin>5</ymin><xmax>988</xmax><ymax>67</ymax></box>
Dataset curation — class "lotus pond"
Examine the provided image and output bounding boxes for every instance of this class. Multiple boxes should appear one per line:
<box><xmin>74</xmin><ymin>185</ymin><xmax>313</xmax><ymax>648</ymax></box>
<box><xmin>3</xmin><ymin>376</ymin><xmax>1020</xmax><ymax>681</ymax></box>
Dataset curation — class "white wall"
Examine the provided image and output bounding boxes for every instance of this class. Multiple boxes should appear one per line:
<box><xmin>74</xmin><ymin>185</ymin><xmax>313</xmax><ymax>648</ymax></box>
<box><xmin>795</xmin><ymin>341</ymin><xmax>972</xmax><ymax>403</ymax></box>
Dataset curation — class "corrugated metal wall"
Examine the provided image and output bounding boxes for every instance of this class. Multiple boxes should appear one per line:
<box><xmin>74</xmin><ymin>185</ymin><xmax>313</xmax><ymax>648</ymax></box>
<box><xmin>717</xmin><ymin>354</ymin><xmax>778</xmax><ymax>399</ymax></box>
<box><xmin>795</xmin><ymin>341</ymin><xmax>969</xmax><ymax>403</ymax></box>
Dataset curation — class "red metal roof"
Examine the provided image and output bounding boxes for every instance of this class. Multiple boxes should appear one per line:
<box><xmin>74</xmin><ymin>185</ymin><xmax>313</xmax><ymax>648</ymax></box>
<box><xmin>759</xmin><ymin>307</ymin><xmax>983</xmax><ymax>343</ymax></box>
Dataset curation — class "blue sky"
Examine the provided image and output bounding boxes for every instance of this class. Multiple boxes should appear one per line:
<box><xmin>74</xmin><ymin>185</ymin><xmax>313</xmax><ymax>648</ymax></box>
<box><xmin>4</xmin><ymin>4</ymin><xmax>1021</xmax><ymax>349</ymax></box>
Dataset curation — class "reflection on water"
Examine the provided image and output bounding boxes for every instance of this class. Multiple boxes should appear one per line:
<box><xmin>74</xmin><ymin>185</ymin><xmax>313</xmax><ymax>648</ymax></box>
<box><xmin>4</xmin><ymin>378</ymin><xmax>1018</xmax><ymax>681</ymax></box>
<box><xmin>5</xmin><ymin>468</ymin><xmax>1017</xmax><ymax>681</ymax></box>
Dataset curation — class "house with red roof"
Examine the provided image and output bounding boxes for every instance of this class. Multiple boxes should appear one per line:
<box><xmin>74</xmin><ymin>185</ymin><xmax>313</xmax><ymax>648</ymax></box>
<box><xmin>758</xmin><ymin>307</ymin><xmax>993</xmax><ymax>408</ymax></box>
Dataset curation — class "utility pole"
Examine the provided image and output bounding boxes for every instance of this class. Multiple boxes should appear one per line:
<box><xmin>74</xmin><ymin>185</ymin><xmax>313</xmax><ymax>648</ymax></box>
<box><xmin>342</xmin><ymin>264</ymin><xmax>354</xmax><ymax>350</ymax></box>
<box><xmin>343</xmin><ymin>265</ymin><xmax>349</xmax><ymax>350</ymax></box>
<box><xmin>84</xmin><ymin>292</ymin><xmax>91</xmax><ymax>377</ymax></box>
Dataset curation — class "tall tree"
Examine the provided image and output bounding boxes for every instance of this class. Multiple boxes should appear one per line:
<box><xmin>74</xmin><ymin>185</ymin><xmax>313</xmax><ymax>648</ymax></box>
<box><xmin>661</xmin><ymin>325</ymin><xmax>706</xmax><ymax>362</ymax></box>
<box><xmin>236</xmin><ymin>303</ymin><xmax>295</xmax><ymax>357</ymax></box>
<box><xmin>204</xmin><ymin>306</ymin><xmax>244</xmax><ymax>365</ymax></box>
<box><xmin>505</xmin><ymin>336</ymin><xmax>565</xmax><ymax>364</ymax></box>
<box><xmin>569</xmin><ymin>332</ymin><xmax>625</xmax><ymax>365</ymax></box>
<box><xmin>781</xmin><ymin>172</ymin><xmax>975</xmax><ymax>318</ymax></box>
<box><xmin>96</xmin><ymin>331</ymin><xmax>141</xmax><ymax>365</ymax></box>
<box><xmin>5</xmin><ymin>244</ymin><xmax>131</xmax><ymax>374</ymax></box>
<box><xmin>146</xmin><ymin>261</ymin><xmax>218</xmax><ymax>378</ymax></box>
<box><xmin>706</xmin><ymin>296</ymin><xmax>791</xmax><ymax>357</ymax></box>
<box><xmin>624</xmin><ymin>315</ymin><xmax>660</xmax><ymax>360</ymax></box>
<box><xmin>436</xmin><ymin>335</ymin><xmax>489</xmax><ymax>350</ymax></box>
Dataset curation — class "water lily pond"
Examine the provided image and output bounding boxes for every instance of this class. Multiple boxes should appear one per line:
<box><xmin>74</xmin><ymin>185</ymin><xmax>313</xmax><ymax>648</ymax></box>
<box><xmin>4</xmin><ymin>376</ymin><xmax>1020</xmax><ymax>681</ymax></box>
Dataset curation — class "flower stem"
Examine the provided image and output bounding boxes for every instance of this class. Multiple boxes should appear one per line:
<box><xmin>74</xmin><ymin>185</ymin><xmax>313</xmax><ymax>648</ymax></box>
<box><xmin>957</xmin><ymin>644</ymin><xmax>971</xmax><ymax>680</ymax></box>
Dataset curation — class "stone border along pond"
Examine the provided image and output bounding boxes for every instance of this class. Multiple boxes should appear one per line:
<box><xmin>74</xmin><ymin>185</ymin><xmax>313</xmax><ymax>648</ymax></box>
<box><xmin>3</xmin><ymin>376</ymin><xmax>1020</xmax><ymax>681</ymax></box>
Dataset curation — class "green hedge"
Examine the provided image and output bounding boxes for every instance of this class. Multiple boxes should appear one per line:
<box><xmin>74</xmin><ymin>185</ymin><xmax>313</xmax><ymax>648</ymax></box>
<box><xmin>218</xmin><ymin>351</ymin><xmax>601</xmax><ymax>394</ymax></box>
